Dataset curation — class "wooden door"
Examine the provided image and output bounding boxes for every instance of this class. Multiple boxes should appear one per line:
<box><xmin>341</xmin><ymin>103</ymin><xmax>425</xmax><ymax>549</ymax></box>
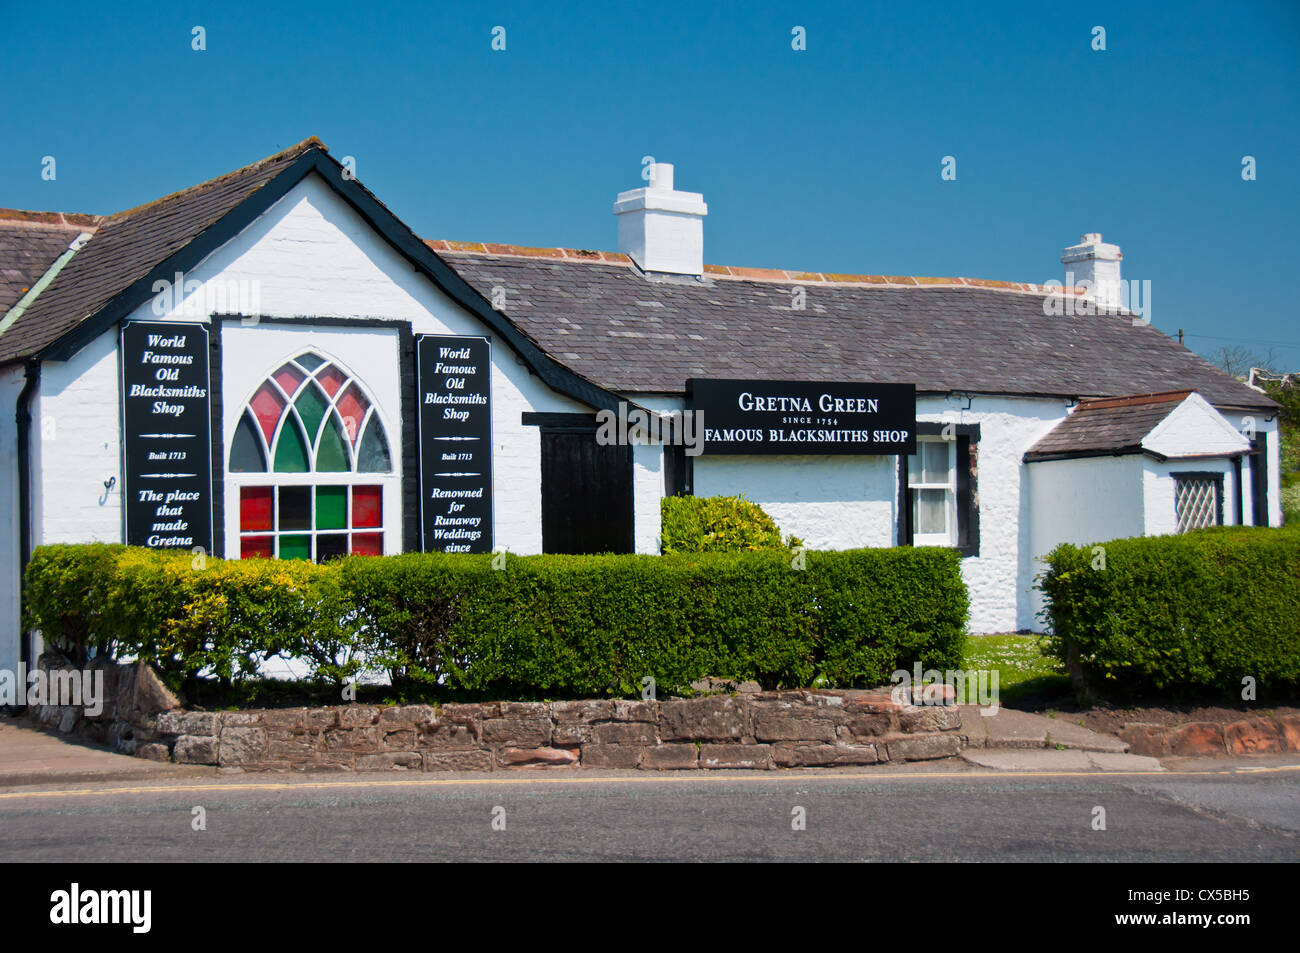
<box><xmin>540</xmin><ymin>429</ymin><xmax>634</xmax><ymax>554</ymax></box>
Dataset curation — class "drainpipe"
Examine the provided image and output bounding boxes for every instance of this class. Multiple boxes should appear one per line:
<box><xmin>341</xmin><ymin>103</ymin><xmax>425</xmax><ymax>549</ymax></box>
<box><xmin>16</xmin><ymin>360</ymin><xmax>38</xmax><ymax>673</ymax></box>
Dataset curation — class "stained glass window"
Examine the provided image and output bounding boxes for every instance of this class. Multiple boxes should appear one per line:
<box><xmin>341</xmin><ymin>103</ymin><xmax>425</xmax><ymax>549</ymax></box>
<box><xmin>230</xmin><ymin>352</ymin><xmax>393</xmax><ymax>561</ymax></box>
<box><xmin>229</xmin><ymin>354</ymin><xmax>392</xmax><ymax>476</ymax></box>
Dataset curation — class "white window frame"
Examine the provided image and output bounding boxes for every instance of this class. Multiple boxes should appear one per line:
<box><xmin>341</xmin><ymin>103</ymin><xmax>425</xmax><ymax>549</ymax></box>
<box><xmin>229</xmin><ymin>472</ymin><xmax>400</xmax><ymax>560</ymax></box>
<box><xmin>225</xmin><ymin>350</ymin><xmax>400</xmax><ymax>561</ymax></box>
<box><xmin>908</xmin><ymin>437</ymin><xmax>958</xmax><ymax>547</ymax></box>
<box><xmin>1172</xmin><ymin>472</ymin><xmax>1224</xmax><ymax>534</ymax></box>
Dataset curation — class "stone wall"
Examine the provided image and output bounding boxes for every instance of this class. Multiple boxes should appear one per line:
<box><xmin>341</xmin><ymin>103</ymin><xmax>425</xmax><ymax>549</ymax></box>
<box><xmin>150</xmin><ymin>690</ymin><xmax>963</xmax><ymax>772</ymax></box>
<box><xmin>26</xmin><ymin>655</ymin><xmax>966</xmax><ymax>772</ymax></box>
<box><xmin>25</xmin><ymin>653</ymin><xmax>182</xmax><ymax>755</ymax></box>
<box><xmin>1119</xmin><ymin>714</ymin><xmax>1300</xmax><ymax>758</ymax></box>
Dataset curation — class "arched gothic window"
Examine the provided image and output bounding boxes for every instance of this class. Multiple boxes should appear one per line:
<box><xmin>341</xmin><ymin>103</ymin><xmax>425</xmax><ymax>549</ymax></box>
<box><xmin>229</xmin><ymin>352</ymin><xmax>394</xmax><ymax>561</ymax></box>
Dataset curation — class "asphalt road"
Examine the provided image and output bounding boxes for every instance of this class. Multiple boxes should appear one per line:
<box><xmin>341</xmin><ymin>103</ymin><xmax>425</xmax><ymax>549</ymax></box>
<box><xmin>1</xmin><ymin>760</ymin><xmax>1297</xmax><ymax>862</ymax></box>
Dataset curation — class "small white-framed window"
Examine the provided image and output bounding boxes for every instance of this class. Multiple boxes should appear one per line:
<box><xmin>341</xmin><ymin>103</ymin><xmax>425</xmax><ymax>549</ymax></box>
<box><xmin>907</xmin><ymin>438</ymin><xmax>957</xmax><ymax>546</ymax></box>
<box><xmin>1173</xmin><ymin>473</ymin><xmax>1223</xmax><ymax>533</ymax></box>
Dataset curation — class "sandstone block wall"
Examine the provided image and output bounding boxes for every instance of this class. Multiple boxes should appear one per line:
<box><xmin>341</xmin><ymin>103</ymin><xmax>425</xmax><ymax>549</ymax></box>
<box><xmin>25</xmin><ymin>655</ymin><xmax>967</xmax><ymax>773</ymax></box>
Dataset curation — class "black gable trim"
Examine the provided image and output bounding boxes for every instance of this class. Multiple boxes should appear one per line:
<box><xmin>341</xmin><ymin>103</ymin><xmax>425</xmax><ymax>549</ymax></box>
<box><xmin>303</xmin><ymin>154</ymin><xmax>621</xmax><ymax>413</ymax></box>
<box><xmin>37</xmin><ymin>149</ymin><xmax>623</xmax><ymax>415</ymax></box>
<box><xmin>39</xmin><ymin>150</ymin><xmax>319</xmax><ymax>364</ymax></box>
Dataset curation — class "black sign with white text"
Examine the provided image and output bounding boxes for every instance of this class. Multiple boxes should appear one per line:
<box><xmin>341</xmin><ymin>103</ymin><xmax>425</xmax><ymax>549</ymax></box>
<box><xmin>416</xmin><ymin>334</ymin><xmax>493</xmax><ymax>553</ymax></box>
<box><xmin>687</xmin><ymin>378</ymin><xmax>916</xmax><ymax>455</ymax></box>
<box><xmin>121</xmin><ymin>321</ymin><xmax>213</xmax><ymax>552</ymax></box>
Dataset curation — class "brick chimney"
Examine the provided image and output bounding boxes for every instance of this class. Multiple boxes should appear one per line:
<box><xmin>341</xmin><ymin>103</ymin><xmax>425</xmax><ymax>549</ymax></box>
<box><xmin>613</xmin><ymin>162</ymin><xmax>708</xmax><ymax>277</ymax></box>
<box><xmin>1061</xmin><ymin>233</ymin><xmax>1123</xmax><ymax>310</ymax></box>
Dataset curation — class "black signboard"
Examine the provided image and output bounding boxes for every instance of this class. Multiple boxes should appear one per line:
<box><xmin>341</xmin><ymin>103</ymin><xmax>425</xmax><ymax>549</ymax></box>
<box><xmin>687</xmin><ymin>378</ymin><xmax>917</xmax><ymax>455</ymax></box>
<box><xmin>416</xmin><ymin>335</ymin><xmax>493</xmax><ymax>553</ymax></box>
<box><xmin>121</xmin><ymin>321</ymin><xmax>213</xmax><ymax>552</ymax></box>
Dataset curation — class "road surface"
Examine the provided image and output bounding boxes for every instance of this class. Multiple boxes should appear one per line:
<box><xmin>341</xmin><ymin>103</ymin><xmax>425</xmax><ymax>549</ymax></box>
<box><xmin>1</xmin><ymin>759</ymin><xmax>1297</xmax><ymax>862</ymax></box>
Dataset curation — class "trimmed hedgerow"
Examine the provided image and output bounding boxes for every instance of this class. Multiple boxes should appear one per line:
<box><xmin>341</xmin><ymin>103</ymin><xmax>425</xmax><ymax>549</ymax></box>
<box><xmin>25</xmin><ymin>545</ymin><xmax>359</xmax><ymax>690</ymax></box>
<box><xmin>22</xmin><ymin>543</ymin><xmax>129</xmax><ymax>665</ymax></box>
<box><xmin>24</xmin><ymin>543</ymin><xmax>967</xmax><ymax>698</ymax></box>
<box><xmin>1039</xmin><ymin>526</ymin><xmax>1300</xmax><ymax>699</ymax></box>
<box><xmin>660</xmin><ymin>494</ymin><xmax>801</xmax><ymax>554</ymax></box>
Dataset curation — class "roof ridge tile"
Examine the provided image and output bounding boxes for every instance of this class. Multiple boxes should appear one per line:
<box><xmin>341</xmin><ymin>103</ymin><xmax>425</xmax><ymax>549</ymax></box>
<box><xmin>431</xmin><ymin>239</ymin><xmax>1092</xmax><ymax>296</ymax></box>
<box><xmin>107</xmin><ymin>136</ymin><xmax>324</xmax><ymax>224</ymax></box>
<box><xmin>0</xmin><ymin>209</ymin><xmax>104</xmax><ymax>229</ymax></box>
<box><xmin>1078</xmin><ymin>390</ymin><xmax>1195</xmax><ymax>411</ymax></box>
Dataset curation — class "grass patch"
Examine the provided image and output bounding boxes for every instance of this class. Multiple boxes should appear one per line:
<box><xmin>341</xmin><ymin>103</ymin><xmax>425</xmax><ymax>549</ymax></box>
<box><xmin>963</xmin><ymin>633</ymin><xmax>1069</xmax><ymax>704</ymax></box>
<box><xmin>1283</xmin><ymin>472</ymin><xmax>1299</xmax><ymax>525</ymax></box>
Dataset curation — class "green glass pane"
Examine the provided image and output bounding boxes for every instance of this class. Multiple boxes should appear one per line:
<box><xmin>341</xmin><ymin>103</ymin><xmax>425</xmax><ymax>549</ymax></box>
<box><xmin>295</xmin><ymin>381</ymin><xmax>328</xmax><ymax>447</ymax></box>
<box><xmin>317</xmin><ymin>413</ymin><xmax>351</xmax><ymax>472</ymax></box>
<box><xmin>295</xmin><ymin>353</ymin><xmax>325</xmax><ymax>372</ymax></box>
<box><xmin>357</xmin><ymin>418</ymin><xmax>392</xmax><ymax>473</ymax></box>
<box><xmin>229</xmin><ymin>412</ymin><xmax>267</xmax><ymax>472</ymax></box>
<box><xmin>273</xmin><ymin>414</ymin><xmax>310</xmax><ymax>473</ymax></box>
<box><xmin>316</xmin><ymin>486</ymin><xmax>346</xmax><ymax>530</ymax></box>
<box><xmin>280</xmin><ymin>534</ymin><xmax>311</xmax><ymax>561</ymax></box>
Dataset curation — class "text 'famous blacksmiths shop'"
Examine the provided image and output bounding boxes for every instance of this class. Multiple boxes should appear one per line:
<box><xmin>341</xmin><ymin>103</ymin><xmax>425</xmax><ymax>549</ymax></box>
<box><xmin>0</xmin><ymin>138</ymin><xmax>1281</xmax><ymax>670</ymax></box>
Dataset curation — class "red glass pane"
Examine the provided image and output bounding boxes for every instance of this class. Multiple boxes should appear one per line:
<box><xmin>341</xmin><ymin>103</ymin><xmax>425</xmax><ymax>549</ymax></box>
<box><xmin>352</xmin><ymin>485</ymin><xmax>382</xmax><ymax>528</ymax></box>
<box><xmin>336</xmin><ymin>385</ymin><xmax>370</xmax><ymax>446</ymax></box>
<box><xmin>241</xmin><ymin>535</ymin><xmax>273</xmax><ymax>559</ymax></box>
<box><xmin>316</xmin><ymin>365</ymin><xmax>346</xmax><ymax>398</ymax></box>
<box><xmin>240</xmin><ymin>486</ymin><xmax>273</xmax><ymax>532</ymax></box>
<box><xmin>351</xmin><ymin>533</ymin><xmax>383</xmax><ymax>556</ymax></box>
<box><xmin>249</xmin><ymin>383</ymin><xmax>285</xmax><ymax>446</ymax></box>
<box><xmin>273</xmin><ymin>363</ymin><xmax>305</xmax><ymax>397</ymax></box>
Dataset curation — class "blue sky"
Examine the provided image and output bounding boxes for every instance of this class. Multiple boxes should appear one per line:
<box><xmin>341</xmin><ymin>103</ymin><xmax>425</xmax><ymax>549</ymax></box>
<box><xmin>3</xmin><ymin>0</ymin><xmax>1297</xmax><ymax>368</ymax></box>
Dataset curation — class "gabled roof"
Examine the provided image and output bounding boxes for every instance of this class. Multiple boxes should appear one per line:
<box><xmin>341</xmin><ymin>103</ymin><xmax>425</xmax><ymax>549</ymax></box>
<box><xmin>0</xmin><ymin>140</ymin><xmax>621</xmax><ymax>413</ymax></box>
<box><xmin>0</xmin><ymin>139</ymin><xmax>321</xmax><ymax>364</ymax></box>
<box><xmin>1023</xmin><ymin>390</ymin><xmax>1250</xmax><ymax>462</ymax></box>
<box><xmin>435</xmin><ymin>246</ymin><xmax>1276</xmax><ymax>412</ymax></box>
<box><xmin>0</xmin><ymin>210</ymin><xmax>102</xmax><ymax>316</ymax></box>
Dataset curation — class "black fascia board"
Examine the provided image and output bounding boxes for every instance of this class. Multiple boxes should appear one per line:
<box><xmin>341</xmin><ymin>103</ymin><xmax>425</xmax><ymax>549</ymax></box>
<box><xmin>1022</xmin><ymin>445</ymin><xmax>1164</xmax><ymax>464</ymax></box>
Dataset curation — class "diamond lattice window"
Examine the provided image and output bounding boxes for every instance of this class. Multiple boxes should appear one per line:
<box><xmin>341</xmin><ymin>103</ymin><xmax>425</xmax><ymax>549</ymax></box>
<box><xmin>1174</xmin><ymin>475</ymin><xmax>1223</xmax><ymax>533</ymax></box>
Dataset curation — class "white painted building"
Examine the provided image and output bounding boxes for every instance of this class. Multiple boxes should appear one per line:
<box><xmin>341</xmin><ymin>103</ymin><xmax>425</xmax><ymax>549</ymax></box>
<box><xmin>0</xmin><ymin>139</ymin><xmax>1282</xmax><ymax>674</ymax></box>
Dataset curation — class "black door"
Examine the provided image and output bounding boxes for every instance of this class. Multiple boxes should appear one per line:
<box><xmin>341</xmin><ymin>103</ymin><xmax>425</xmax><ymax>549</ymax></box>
<box><xmin>540</xmin><ymin>429</ymin><xmax>634</xmax><ymax>554</ymax></box>
<box><xmin>1250</xmin><ymin>438</ymin><xmax>1269</xmax><ymax>526</ymax></box>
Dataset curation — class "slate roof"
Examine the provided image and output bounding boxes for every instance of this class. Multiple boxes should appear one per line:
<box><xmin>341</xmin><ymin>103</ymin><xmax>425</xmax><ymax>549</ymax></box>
<box><xmin>0</xmin><ymin>138</ymin><xmax>1275</xmax><ymax>416</ymax></box>
<box><xmin>1023</xmin><ymin>391</ymin><xmax>1196</xmax><ymax>461</ymax></box>
<box><xmin>0</xmin><ymin>211</ymin><xmax>102</xmax><ymax>316</ymax></box>
<box><xmin>0</xmin><ymin>138</ymin><xmax>322</xmax><ymax>364</ymax></box>
<box><xmin>436</xmin><ymin>247</ymin><xmax>1275</xmax><ymax>412</ymax></box>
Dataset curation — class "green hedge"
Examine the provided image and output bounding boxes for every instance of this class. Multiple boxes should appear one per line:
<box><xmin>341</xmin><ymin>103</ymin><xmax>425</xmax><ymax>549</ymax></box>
<box><xmin>660</xmin><ymin>494</ymin><xmax>801</xmax><ymax>553</ymax></box>
<box><xmin>23</xmin><ymin>544</ymin><xmax>349</xmax><ymax>685</ymax></box>
<box><xmin>1039</xmin><ymin>526</ymin><xmax>1300</xmax><ymax>698</ymax></box>
<box><xmin>25</xmin><ymin>544</ymin><xmax>968</xmax><ymax>699</ymax></box>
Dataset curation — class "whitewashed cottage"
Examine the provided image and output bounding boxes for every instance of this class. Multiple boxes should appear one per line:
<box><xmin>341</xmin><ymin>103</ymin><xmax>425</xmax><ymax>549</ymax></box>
<box><xmin>0</xmin><ymin>138</ymin><xmax>1280</xmax><ymax>674</ymax></box>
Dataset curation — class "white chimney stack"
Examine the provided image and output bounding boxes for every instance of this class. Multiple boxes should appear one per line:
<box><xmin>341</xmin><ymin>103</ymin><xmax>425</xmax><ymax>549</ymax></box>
<box><xmin>614</xmin><ymin>161</ymin><xmax>708</xmax><ymax>277</ymax></box>
<box><xmin>1061</xmin><ymin>232</ymin><xmax>1123</xmax><ymax>311</ymax></box>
